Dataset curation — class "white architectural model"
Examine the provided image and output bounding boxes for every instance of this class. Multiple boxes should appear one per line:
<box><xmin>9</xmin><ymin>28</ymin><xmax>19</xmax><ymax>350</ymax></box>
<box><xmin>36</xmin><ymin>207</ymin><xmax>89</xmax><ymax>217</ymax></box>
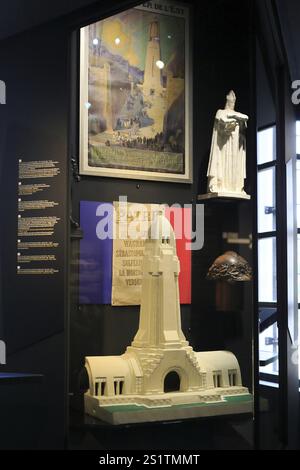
<box><xmin>199</xmin><ymin>90</ymin><xmax>250</xmax><ymax>200</ymax></box>
<box><xmin>84</xmin><ymin>213</ymin><xmax>251</xmax><ymax>424</ymax></box>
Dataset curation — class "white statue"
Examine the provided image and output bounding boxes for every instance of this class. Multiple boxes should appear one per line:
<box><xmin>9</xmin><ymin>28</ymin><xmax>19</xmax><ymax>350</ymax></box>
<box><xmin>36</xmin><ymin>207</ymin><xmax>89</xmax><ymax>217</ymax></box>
<box><xmin>84</xmin><ymin>213</ymin><xmax>250</xmax><ymax>424</ymax></box>
<box><xmin>203</xmin><ymin>91</ymin><xmax>250</xmax><ymax>199</ymax></box>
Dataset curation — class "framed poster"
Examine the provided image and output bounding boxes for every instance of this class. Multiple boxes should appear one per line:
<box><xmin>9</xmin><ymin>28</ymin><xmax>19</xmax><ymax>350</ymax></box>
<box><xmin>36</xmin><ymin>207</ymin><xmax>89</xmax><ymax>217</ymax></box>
<box><xmin>79</xmin><ymin>1</ymin><xmax>192</xmax><ymax>183</ymax></box>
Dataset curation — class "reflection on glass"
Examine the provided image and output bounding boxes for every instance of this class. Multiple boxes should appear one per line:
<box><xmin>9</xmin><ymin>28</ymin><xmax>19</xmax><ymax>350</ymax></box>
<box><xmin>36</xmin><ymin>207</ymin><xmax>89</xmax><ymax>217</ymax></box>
<box><xmin>257</xmin><ymin>126</ymin><xmax>276</xmax><ymax>165</ymax></box>
<box><xmin>259</xmin><ymin>321</ymin><xmax>278</xmax><ymax>375</ymax></box>
<box><xmin>258</xmin><ymin>237</ymin><xmax>277</xmax><ymax>302</ymax></box>
<box><xmin>257</xmin><ymin>167</ymin><xmax>275</xmax><ymax>233</ymax></box>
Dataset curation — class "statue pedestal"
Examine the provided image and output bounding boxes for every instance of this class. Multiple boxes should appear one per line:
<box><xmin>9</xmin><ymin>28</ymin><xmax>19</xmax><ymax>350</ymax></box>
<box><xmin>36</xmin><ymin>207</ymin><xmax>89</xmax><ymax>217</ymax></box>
<box><xmin>198</xmin><ymin>192</ymin><xmax>251</xmax><ymax>201</ymax></box>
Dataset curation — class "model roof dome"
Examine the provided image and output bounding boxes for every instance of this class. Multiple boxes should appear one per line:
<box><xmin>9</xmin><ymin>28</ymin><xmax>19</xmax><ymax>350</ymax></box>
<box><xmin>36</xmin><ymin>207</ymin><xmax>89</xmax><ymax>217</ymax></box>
<box><xmin>147</xmin><ymin>211</ymin><xmax>176</xmax><ymax>249</ymax></box>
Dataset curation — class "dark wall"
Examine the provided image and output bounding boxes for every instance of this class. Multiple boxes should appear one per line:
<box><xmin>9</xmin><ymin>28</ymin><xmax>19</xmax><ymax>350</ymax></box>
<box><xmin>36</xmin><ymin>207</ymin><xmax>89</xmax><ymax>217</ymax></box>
<box><xmin>255</xmin><ymin>1</ymin><xmax>300</xmax><ymax>450</ymax></box>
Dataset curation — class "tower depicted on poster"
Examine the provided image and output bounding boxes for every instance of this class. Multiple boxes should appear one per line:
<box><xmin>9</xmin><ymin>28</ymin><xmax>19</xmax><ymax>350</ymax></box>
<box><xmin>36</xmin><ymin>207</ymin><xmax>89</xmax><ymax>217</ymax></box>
<box><xmin>80</xmin><ymin>1</ymin><xmax>192</xmax><ymax>182</ymax></box>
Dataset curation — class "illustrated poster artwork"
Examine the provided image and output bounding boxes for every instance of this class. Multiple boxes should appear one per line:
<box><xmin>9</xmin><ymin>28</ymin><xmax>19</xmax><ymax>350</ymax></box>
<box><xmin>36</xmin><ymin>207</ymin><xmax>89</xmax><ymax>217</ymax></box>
<box><xmin>199</xmin><ymin>90</ymin><xmax>250</xmax><ymax>200</ymax></box>
<box><xmin>80</xmin><ymin>1</ymin><xmax>192</xmax><ymax>182</ymax></box>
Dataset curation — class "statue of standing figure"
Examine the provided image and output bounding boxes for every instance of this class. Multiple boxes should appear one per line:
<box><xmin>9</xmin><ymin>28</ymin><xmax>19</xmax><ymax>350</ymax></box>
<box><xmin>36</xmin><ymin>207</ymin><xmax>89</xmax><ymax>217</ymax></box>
<box><xmin>202</xmin><ymin>91</ymin><xmax>250</xmax><ymax>199</ymax></box>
